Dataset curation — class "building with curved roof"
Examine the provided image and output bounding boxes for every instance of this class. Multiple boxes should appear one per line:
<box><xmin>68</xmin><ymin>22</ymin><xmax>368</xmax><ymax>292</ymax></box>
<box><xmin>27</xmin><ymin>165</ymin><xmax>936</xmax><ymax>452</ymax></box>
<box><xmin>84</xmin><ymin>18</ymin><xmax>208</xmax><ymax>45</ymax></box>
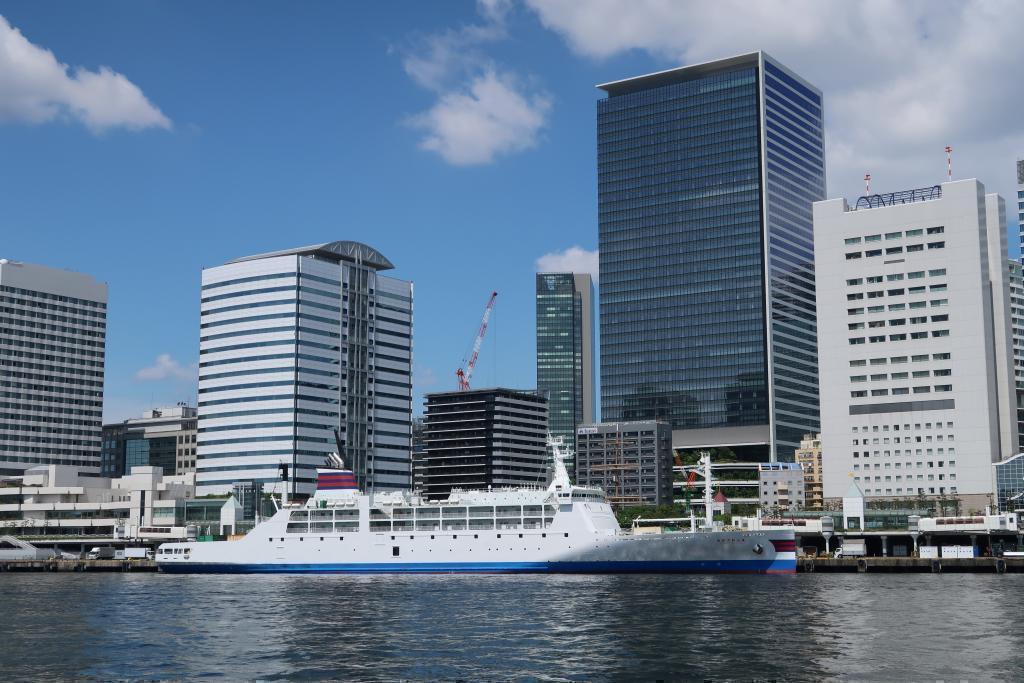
<box><xmin>228</xmin><ymin>241</ymin><xmax>395</xmax><ymax>271</ymax></box>
<box><xmin>197</xmin><ymin>240</ymin><xmax>413</xmax><ymax>497</ymax></box>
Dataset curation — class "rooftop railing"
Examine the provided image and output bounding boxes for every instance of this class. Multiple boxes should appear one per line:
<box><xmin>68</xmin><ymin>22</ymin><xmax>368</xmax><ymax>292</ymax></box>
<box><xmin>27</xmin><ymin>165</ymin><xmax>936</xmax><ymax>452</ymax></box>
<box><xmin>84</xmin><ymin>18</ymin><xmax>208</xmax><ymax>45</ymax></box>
<box><xmin>854</xmin><ymin>185</ymin><xmax>942</xmax><ymax>210</ymax></box>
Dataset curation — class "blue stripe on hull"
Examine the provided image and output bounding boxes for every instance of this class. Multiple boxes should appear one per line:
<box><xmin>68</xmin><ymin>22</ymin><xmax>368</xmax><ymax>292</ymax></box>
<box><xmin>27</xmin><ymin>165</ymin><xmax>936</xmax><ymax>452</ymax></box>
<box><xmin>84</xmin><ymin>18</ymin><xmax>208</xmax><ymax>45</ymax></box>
<box><xmin>159</xmin><ymin>559</ymin><xmax>796</xmax><ymax>575</ymax></box>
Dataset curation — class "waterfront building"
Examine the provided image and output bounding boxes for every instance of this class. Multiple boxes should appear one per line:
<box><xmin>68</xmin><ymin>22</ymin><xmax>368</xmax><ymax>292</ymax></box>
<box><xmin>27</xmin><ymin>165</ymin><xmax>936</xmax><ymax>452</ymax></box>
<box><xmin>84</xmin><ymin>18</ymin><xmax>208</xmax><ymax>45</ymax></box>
<box><xmin>814</xmin><ymin>179</ymin><xmax>1018</xmax><ymax>511</ymax></box>
<box><xmin>1010</xmin><ymin>261</ymin><xmax>1024</xmax><ymax>451</ymax></box>
<box><xmin>0</xmin><ymin>464</ymin><xmax>195</xmax><ymax>541</ymax></box>
<box><xmin>420</xmin><ymin>388</ymin><xmax>548</xmax><ymax>500</ymax></box>
<box><xmin>196</xmin><ymin>241</ymin><xmax>413</xmax><ymax>497</ymax></box>
<box><xmin>103</xmin><ymin>406</ymin><xmax>198</xmax><ymax>478</ymax></box>
<box><xmin>0</xmin><ymin>259</ymin><xmax>107</xmax><ymax>477</ymax></box>
<box><xmin>994</xmin><ymin>453</ymin><xmax>1024</xmax><ymax>512</ymax></box>
<box><xmin>575</xmin><ymin>421</ymin><xmax>673</xmax><ymax>507</ymax></box>
<box><xmin>758</xmin><ymin>462</ymin><xmax>805</xmax><ymax>512</ymax></box>
<box><xmin>535</xmin><ymin>272</ymin><xmax>595</xmax><ymax>462</ymax></box>
<box><xmin>596</xmin><ymin>52</ymin><xmax>825</xmax><ymax>463</ymax></box>
<box><xmin>100</xmin><ymin>422</ymin><xmax>127</xmax><ymax>478</ymax></box>
<box><xmin>794</xmin><ymin>433</ymin><xmax>823</xmax><ymax>510</ymax></box>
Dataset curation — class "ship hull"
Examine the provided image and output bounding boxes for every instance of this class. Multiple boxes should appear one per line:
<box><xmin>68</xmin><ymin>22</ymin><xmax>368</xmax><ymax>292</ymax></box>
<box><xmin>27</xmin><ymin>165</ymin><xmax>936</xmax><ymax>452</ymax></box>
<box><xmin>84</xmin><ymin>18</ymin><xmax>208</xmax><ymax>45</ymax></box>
<box><xmin>158</xmin><ymin>558</ymin><xmax>795</xmax><ymax>574</ymax></box>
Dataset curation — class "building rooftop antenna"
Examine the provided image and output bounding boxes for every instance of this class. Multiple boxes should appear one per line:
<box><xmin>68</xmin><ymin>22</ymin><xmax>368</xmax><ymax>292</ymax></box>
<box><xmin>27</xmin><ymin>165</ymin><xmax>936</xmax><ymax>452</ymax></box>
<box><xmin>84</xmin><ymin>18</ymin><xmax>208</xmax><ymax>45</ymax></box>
<box><xmin>945</xmin><ymin>146</ymin><xmax>953</xmax><ymax>181</ymax></box>
<box><xmin>864</xmin><ymin>173</ymin><xmax>871</xmax><ymax>195</ymax></box>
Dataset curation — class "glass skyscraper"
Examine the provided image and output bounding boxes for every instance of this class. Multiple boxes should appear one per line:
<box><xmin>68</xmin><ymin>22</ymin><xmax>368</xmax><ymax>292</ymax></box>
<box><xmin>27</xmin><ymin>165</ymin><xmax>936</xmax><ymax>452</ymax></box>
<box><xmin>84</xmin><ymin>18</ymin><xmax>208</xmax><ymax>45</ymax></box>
<box><xmin>535</xmin><ymin>272</ymin><xmax>595</xmax><ymax>454</ymax></box>
<box><xmin>596</xmin><ymin>52</ymin><xmax>825</xmax><ymax>461</ymax></box>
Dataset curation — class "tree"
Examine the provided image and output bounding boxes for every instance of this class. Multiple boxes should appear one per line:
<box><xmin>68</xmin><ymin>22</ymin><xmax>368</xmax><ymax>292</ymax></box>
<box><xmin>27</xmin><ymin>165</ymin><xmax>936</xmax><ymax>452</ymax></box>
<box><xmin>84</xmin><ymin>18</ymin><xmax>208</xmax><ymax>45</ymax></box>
<box><xmin>675</xmin><ymin>447</ymin><xmax>737</xmax><ymax>466</ymax></box>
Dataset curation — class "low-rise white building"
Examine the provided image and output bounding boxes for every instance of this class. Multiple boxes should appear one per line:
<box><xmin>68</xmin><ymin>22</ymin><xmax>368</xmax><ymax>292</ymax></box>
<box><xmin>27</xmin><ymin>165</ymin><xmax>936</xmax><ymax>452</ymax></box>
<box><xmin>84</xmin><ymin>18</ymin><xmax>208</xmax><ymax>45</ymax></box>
<box><xmin>758</xmin><ymin>463</ymin><xmax>805</xmax><ymax>512</ymax></box>
<box><xmin>0</xmin><ymin>465</ymin><xmax>196</xmax><ymax>541</ymax></box>
<box><xmin>814</xmin><ymin>179</ymin><xmax>1017</xmax><ymax>511</ymax></box>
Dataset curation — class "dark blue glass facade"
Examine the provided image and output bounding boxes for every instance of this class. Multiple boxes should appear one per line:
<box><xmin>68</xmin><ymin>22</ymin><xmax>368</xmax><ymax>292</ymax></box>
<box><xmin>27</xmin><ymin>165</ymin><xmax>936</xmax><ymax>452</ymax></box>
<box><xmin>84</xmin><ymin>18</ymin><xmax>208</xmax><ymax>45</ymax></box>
<box><xmin>597</xmin><ymin>53</ymin><xmax>823</xmax><ymax>460</ymax></box>
<box><xmin>995</xmin><ymin>454</ymin><xmax>1024</xmax><ymax>512</ymax></box>
<box><xmin>536</xmin><ymin>273</ymin><xmax>593</xmax><ymax>454</ymax></box>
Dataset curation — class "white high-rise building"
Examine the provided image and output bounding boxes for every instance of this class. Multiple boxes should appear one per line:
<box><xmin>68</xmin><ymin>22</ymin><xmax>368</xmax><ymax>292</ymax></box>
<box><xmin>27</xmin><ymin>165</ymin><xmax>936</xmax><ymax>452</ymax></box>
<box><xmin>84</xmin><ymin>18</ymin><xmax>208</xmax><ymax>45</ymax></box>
<box><xmin>814</xmin><ymin>179</ymin><xmax>1017</xmax><ymax>510</ymax></box>
<box><xmin>196</xmin><ymin>241</ymin><xmax>413</xmax><ymax>497</ymax></box>
<box><xmin>0</xmin><ymin>259</ymin><xmax>107</xmax><ymax>476</ymax></box>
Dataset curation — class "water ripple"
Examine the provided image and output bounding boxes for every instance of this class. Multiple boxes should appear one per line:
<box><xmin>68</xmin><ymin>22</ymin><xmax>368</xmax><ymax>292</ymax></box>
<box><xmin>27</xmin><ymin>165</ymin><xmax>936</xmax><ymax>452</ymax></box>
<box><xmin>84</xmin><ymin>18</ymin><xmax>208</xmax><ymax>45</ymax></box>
<box><xmin>0</xmin><ymin>573</ymin><xmax>1021</xmax><ymax>681</ymax></box>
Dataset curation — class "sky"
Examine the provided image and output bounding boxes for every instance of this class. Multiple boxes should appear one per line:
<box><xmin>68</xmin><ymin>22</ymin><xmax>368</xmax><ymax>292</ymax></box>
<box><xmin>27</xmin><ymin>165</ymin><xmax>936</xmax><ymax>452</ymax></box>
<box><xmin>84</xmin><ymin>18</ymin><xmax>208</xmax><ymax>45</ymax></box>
<box><xmin>1</xmin><ymin>0</ymin><xmax>1022</xmax><ymax>423</ymax></box>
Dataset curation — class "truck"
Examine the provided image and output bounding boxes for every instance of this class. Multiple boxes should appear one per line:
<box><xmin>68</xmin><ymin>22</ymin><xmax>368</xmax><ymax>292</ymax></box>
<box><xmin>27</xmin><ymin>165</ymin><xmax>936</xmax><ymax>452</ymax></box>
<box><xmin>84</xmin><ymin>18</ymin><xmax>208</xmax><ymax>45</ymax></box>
<box><xmin>86</xmin><ymin>546</ymin><xmax>116</xmax><ymax>560</ymax></box>
<box><xmin>834</xmin><ymin>539</ymin><xmax>866</xmax><ymax>558</ymax></box>
<box><xmin>124</xmin><ymin>547</ymin><xmax>153</xmax><ymax>560</ymax></box>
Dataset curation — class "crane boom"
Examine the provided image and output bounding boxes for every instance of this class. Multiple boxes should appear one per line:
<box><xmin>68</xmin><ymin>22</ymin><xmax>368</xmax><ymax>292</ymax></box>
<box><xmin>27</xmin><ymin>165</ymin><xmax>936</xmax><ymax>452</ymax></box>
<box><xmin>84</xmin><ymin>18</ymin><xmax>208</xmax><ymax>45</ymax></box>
<box><xmin>457</xmin><ymin>291</ymin><xmax>497</xmax><ymax>390</ymax></box>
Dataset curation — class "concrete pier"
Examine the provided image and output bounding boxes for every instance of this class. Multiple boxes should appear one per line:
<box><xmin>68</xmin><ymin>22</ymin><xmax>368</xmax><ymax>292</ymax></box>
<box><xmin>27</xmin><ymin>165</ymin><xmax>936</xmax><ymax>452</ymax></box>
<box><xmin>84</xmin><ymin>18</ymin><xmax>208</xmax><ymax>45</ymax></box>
<box><xmin>800</xmin><ymin>557</ymin><xmax>1023</xmax><ymax>573</ymax></box>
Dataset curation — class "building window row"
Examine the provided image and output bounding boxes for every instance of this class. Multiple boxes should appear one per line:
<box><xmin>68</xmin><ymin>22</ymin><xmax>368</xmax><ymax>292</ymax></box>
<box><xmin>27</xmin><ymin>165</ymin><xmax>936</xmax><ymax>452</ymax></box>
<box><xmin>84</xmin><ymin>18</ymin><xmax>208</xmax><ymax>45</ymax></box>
<box><xmin>0</xmin><ymin>285</ymin><xmax>106</xmax><ymax>309</ymax></box>
<box><xmin>849</xmin><ymin>329</ymin><xmax>949</xmax><ymax>345</ymax></box>
<box><xmin>850</xmin><ymin>384</ymin><xmax>952</xmax><ymax>398</ymax></box>
<box><xmin>846</xmin><ymin>284</ymin><xmax>947</xmax><ymax>301</ymax></box>
<box><xmin>848</xmin><ymin>299</ymin><xmax>948</xmax><ymax>315</ymax></box>
<box><xmin>844</xmin><ymin>226</ymin><xmax>944</xmax><ymax>246</ymax></box>
<box><xmin>845</xmin><ymin>240</ymin><xmax>946</xmax><ymax>259</ymax></box>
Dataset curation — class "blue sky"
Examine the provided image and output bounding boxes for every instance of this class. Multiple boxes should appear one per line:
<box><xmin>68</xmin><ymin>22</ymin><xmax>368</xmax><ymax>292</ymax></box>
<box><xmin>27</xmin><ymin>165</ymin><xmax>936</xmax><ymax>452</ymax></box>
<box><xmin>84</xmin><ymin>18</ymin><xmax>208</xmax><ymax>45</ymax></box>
<box><xmin>1</xmin><ymin>1</ymin><xmax>1021</xmax><ymax>422</ymax></box>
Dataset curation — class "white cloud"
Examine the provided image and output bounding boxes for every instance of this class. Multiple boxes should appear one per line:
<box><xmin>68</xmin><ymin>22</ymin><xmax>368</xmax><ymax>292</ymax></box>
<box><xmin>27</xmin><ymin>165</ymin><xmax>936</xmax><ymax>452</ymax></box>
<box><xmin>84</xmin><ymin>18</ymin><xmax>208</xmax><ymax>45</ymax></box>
<box><xmin>524</xmin><ymin>0</ymin><xmax>1024</xmax><ymax>211</ymax></box>
<box><xmin>536</xmin><ymin>246</ymin><xmax>599</xmax><ymax>281</ymax></box>
<box><xmin>410</xmin><ymin>70</ymin><xmax>550</xmax><ymax>165</ymax></box>
<box><xmin>0</xmin><ymin>14</ymin><xmax>170</xmax><ymax>132</ymax></box>
<box><xmin>135</xmin><ymin>354</ymin><xmax>196</xmax><ymax>381</ymax></box>
<box><xmin>402</xmin><ymin>0</ymin><xmax>550</xmax><ymax>165</ymax></box>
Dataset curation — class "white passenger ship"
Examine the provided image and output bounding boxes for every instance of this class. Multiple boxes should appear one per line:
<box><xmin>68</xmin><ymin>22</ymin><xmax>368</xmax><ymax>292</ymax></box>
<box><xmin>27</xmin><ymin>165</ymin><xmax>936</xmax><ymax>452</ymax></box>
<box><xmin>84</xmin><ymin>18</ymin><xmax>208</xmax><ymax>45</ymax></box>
<box><xmin>157</xmin><ymin>445</ymin><xmax>796</xmax><ymax>574</ymax></box>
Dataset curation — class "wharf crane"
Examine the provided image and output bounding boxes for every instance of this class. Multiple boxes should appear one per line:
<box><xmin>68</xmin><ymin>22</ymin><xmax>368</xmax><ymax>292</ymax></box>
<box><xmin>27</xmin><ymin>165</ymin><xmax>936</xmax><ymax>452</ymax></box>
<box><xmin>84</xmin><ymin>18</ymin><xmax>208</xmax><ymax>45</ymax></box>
<box><xmin>456</xmin><ymin>291</ymin><xmax>497</xmax><ymax>391</ymax></box>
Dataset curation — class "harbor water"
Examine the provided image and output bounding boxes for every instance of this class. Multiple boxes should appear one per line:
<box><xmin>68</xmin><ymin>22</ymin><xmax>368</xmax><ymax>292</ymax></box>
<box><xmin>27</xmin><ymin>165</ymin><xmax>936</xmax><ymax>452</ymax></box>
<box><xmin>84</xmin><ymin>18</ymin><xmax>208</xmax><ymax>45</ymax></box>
<box><xmin>1</xmin><ymin>573</ymin><xmax>1022</xmax><ymax>681</ymax></box>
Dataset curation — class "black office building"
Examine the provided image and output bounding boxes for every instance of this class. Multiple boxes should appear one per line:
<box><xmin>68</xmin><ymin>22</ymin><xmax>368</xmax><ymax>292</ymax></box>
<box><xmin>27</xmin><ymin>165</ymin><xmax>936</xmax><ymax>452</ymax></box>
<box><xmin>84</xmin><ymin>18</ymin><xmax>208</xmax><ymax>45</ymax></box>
<box><xmin>420</xmin><ymin>389</ymin><xmax>548</xmax><ymax>500</ymax></box>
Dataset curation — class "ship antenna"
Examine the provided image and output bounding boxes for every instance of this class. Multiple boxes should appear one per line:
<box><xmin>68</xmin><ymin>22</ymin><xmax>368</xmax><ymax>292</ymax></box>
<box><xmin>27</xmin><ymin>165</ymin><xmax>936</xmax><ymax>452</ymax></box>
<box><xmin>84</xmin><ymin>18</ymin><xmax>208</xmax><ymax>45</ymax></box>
<box><xmin>547</xmin><ymin>434</ymin><xmax>572</xmax><ymax>492</ymax></box>
<box><xmin>701</xmin><ymin>450</ymin><xmax>714</xmax><ymax>529</ymax></box>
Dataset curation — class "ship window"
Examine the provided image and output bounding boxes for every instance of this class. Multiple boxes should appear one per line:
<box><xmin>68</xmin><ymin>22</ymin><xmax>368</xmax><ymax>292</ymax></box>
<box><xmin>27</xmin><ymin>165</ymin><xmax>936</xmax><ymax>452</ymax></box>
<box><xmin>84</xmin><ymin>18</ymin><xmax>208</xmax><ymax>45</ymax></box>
<box><xmin>469</xmin><ymin>506</ymin><xmax>493</xmax><ymax>518</ymax></box>
<box><xmin>392</xmin><ymin>546</ymin><xmax>399</xmax><ymax>557</ymax></box>
<box><xmin>289</xmin><ymin>511</ymin><xmax>309</xmax><ymax>521</ymax></box>
<box><xmin>286</xmin><ymin>523</ymin><xmax>307</xmax><ymax>533</ymax></box>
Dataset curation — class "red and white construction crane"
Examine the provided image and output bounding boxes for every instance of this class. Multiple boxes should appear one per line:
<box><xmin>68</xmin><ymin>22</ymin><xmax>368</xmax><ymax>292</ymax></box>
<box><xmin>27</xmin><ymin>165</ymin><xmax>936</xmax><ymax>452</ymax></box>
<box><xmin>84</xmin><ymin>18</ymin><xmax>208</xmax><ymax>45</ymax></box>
<box><xmin>456</xmin><ymin>291</ymin><xmax>497</xmax><ymax>391</ymax></box>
